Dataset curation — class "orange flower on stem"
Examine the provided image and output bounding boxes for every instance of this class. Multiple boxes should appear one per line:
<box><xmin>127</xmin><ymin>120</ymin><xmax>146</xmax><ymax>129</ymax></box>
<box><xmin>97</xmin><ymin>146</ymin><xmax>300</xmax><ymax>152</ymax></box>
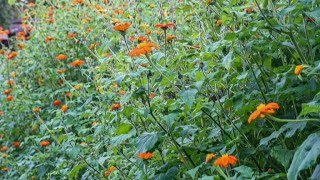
<box><xmin>32</xmin><ymin>108</ymin><xmax>41</xmax><ymax>113</ymax></box>
<box><xmin>3</xmin><ymin>89</ymin><xmax>12</xmax><ymax>95</ymax></box>
<box><xmin>70</xmin><ymin>60</ymin><xmax>85</xmax><ymax>67</ymax></box>
<box><xmin>113</xmin><ymin>22</ymin><xmax>131</xmax><ymax>32</ymax></box>
<box><xmin>110</xmin><ymin>104</ymin><xmax>121</xmax><ymax>111</ymax></box>
<box><xmin>6</xmin><ymin>51</ymin><xmax>17</xmax><ymax>59</ymax></box>
<box><xmin>53</xmin><ymin>100</ymin><xmax>61</xmax><ymax>106</ymax></box>
<box><xmin>294</xmin><ymin>65</ymin><xmax>303</xmax><ymax>75</ymax></box>
<box><xmin>55</xmin><ymin>54</ymin><xmax>68</xmax><ymax>61</ymax></box>
<box><xmin>40</xmin><ymin>140</ymin><xmax>50</xmax><ymax>147</ymax></box>
<box><xmin>45</xmin><ymin>36</ymin><xmax>55</xmax><ymax>43</ymax></box>
<box><xmin>154</xmin><ymin>23</ymin><xmax>175</xmax><ymax>30</ymax></box>
<box><xmin>248</xmin><ymin>103</ymin><xmax>279</xmax><ymax>123</ymax></box>
<box><xmin>60</xmin><ymin>105</ymin><xmax>67</xmax><ymax>112</ymax></box>
<box><xmin>13</xmin><ymin>141</ymin><xmax>20</xmax><ymax>148</ymax></box>
<box><xmin>137</xmin><ymin>152</ymin><xmax>154</xmax><ymax>160</ymax></box>
<box><xmin>104</xmin><ymin>166</ymin><xmax>116</xmax><ymax>177</ymax></box>
<box><xmin>1</xmin><ymin>168</ymin><xmax>8</xmax><ymax>172</ymax></box>
<box><xmin>7</xmin><ymin>79</ymin><xmax>14</xmax><ymax>85</ymax></box>
<box><xmin>205</xmin><ymin>153</ymin><xmax>215</xmax><ymax>163</ymax></box>
<box><xmin>6</xmin><ymin>96</ymin><xmax>14</xmax><ymax>101</ymax></box>
<box><xmin>215</xmin><ymin>154</ymin><xmax>237</xmax><ymax>168</ymax></box>
<box><xmin>166</xmin><ymin>35</ymin><xmax>176</xmax><ymax>42</ymax></box>
<box><xmin>0</xmin><ymin>146</ymin><xmax>8</xmax><ymax>151</ymax></box>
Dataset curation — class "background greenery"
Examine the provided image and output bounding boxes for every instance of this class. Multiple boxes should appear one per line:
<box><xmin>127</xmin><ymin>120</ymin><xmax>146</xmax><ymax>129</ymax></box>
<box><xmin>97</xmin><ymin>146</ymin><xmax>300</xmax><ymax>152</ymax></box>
<box><xmin>0</xmin><ymin>0</ymin><xmax>320</xmax><ymax>179</ymax></box>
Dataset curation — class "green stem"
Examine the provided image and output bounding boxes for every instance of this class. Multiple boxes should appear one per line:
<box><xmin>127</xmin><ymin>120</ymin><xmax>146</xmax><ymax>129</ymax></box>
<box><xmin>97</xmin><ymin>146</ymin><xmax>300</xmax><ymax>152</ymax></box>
<box><xmin>266</xmin><ymin>114</ymin><xmax>320</xmax><ymax>122</ymax></box>
<box><xmin>215</xmin><ymin>165</ymin><xmax>230</xmax><ymax>180</ymax></box>
<box><xmin>145</xmin><ymin>53</ymin><xmax>172</xmax><ymax>84</ymax></box>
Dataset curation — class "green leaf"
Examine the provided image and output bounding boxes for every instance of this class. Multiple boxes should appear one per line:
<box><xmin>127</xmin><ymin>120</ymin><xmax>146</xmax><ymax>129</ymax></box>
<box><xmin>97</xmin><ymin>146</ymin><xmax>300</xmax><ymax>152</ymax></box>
<box><xmin>287</xmin><ymin>133</ymin><xmax>320</xmax><ymax>180</ymax></box>
<box><xmin>116</xmin><ymin>123</ymin><xmax>132</xmax><ymax>135</ymax></box>
<box><xmin>162</xmin><ymin>113</ymin><xmax>179</xmax><ymax>130</ymax></box>
<box><xmin>311</xmin><ymin>164</ymin><xmax>320</xmax><ymax>180</ymax></box>
<box><xmin>234</xmin><ymin>165</ymin><xmax>254</xmax><ymax>178</ymax></box>
<box><xmin>136</xmin><ymin>132</ymin><xmax>160</xmax><ymax>153</ymax></box>
<box><xmin>270</xmin><ymin>146</ymin><xmax>294</xmax><ymax>169</ymax></box>
<box><xmin>110</xmin><ymin>130</ymin><xmax>136</xmax><ymax>148</ymax></box>
<box><xmin>155</xmin><ymin>166</ymin><xmax>179</xmax><ymax>180</ymax></box>
<box><xmin>179</xmin><ymin>89</ymin><xmax>198</xmax><ymax>109</ymax></box>
<box><xmin>222</xmin><ymin>51</ymin><xmax>233</xmax><ymax>70</ymax></box>
<box><xmin>299</xmin><ymin>103</ymin><xmax>320</xmax><ymax>117</ymax></box>
<box><xmin>186</xmin><ymin>164</ymin><xmax>202</xmax><ymax>179</ymax></box>
<box><xmin>68</xmin><ymin>163</ymin><xmax>86</xmax><ymax>179</ymax></box>
<box><xmin>8</xmin><ymin>0</ymin><xmax>16</xmax><ymax>5</ymax></box>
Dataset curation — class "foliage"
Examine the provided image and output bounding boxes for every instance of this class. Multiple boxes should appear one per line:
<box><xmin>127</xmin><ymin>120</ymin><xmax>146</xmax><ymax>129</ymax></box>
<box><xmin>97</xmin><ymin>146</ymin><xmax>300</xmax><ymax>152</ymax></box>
<box><xmin>0</xmin><ymin>0</ymin><xmax>320</xmax><ymax>179</ymax></box>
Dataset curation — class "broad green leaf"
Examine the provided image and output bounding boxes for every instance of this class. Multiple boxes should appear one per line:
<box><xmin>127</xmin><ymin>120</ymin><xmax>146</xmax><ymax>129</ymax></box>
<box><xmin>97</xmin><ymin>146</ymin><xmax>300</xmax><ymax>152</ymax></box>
<box><xmin>186</xmin><ymin>164</ymin><xmax>203</xmax><ymax>179</ymax></box>
<box><xmin>270</xmin><ymin>146</ymin><xmax>294</xmax><ymax>169</ymax></box>
<box><xmin>162</xmin><ymin>113</ymin><xmax>179</xmax><ymax>130</ymax></box>
<box><xmin>8</xmin><ymin>0</ymin><xmax>16</xmax><ymax>5</ymax></box>
<box><xmin>68</xmin><ymin>163</ymin><xmax>86</xmax><ymax>179</ymax></box>
<box><xmin>155</xmin><ymin>166</ymin><xmax>179</xmax><ymax>180</ymax></box>
<box><xmin>179</xmin><ymin>89</ymin><xmax>198</xmax><ymax>109</ymax></box>
<box><xmin>233</xmin><ymin>165</ymin><xmax>254</xmax><ymax>178</ymax></box>
<box><xmin>110</xmin><ymin>130</ymin><xmax>136</xmax><ymax>148</ymax></box>
<box><xmin>288</xmin><ymin>133</ymin><xmax>320</xmax><ymax>180</ymax></box>
<box><xmin>136</xmin><ymin>132</ymin><xmax>160</xmax><ymax>153</ymax></box>
<box><xmin>116</xmin><ymin>123</ymin><xmax>132</xmax><ymax>135</ymax></box>
<box><xmin>311</xmin><ymin>164</ymin><xmax>320</xmax><ymax>180</ymax></box>
<box><xmin>222</xmin><ymin>51</ymin><xmax>233</xmax><ymax>70</ymax></box>
<box><xmin>299</xmin><ymin>103</ymin><xmax>320</xmax><ymax>117</ymax></box>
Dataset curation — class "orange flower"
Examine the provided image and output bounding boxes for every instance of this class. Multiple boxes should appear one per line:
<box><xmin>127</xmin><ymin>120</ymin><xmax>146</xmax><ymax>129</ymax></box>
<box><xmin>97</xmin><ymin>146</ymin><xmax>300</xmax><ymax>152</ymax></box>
<box><xmin>55</xmin><ymin>54</ymin><xmax>68</xmax><ymax>61</ymax></box>
<box><xmin>0</xmin><ymin>146</ymin><xmax>8</xmax><ymax>151</ymax></box>
<box><xmin>205</xmin><ymin>153</ymin><xmax>215</xmax><ymax>163</ymax></box>
<box><xmin>1</xmin><ymin>153</ymin><xmax>6</xmax><ymax>158</ymax></box>
<box><xmin>7</xmin><ymin>79</ymin><xmax>14</xmax><ymax>85</ymax></box>
<box><xmin>60</xmin><ymin>105</ymin><xmax>67</xmax><ymax>112</ymax></box>
<box><xmin>244</xmin><ymin>7</ymin><xmax>252</xmax><ymax>13</ymax></box>
<box><xmin>294</xmin><ymin>65</ymin><xmax>303</xmax><ymax>75</ymax></box>
<box><xmin>154</xmin><ymin>23</ymin><xmax>175</xmax><ymax>30</ymax></box>
<box><xmin>110</xmin><ymin>104</ymin><xmax>121</xmax><ymax>111</ymax></box>
<box><xmin>32</xmin><ymin>108</ymin><xmax>41</xmax><ymax>113</ymax></box>
<box><xmin>6</xmin><ymin>51</ymin><xmax>17</xmax><ymax>59</ymax></box>
<box><xmin>120</xmin><ymin>90</ymin><xmax>125</xmax><ymax>96</ymax></box>
<box><xmin>1</xmin><ymin>168</ymin><xmax>8</xmax><ymax>172</ymax></box>
<box><xmin>216</xmin><ymin>19</ymin><xmax>222</xmax><ymax>26</ymax></box>
<box><xmin>104</xmin><ymin>166</ymin><xmax>116</xmax><ymax>177</ymax></box>
<box><xmin>70</xmin><ymin>60</ymin><xmax>85</xmax><ymax>67</ymax></box>
<box><xmin>65</xmin><ymin>92</ymin><xmax>71</xmax><ymax>97</ymax></box>
<box><xmin>166</xmin><ymin>35</ymin><xmax>176</xmax><ymax>42</ymax></box>
<box><xmin>46</xmin><ymin>19</ymin><xmax>54</xmax><ymax>23</ymax></box>
<box><xmin>58</xmin><ymin>79</ymin><xmax>63</xmax><ymax>86</ymax></box>
<box><xmin>248</xmin><ymin>103</ymin><xmax>280</xmax><ymax>123</ymax></box>
<box><xmin>149</xmin><ymin>93</ymin><xmax>155</xmax><ymax>99</ymax></box>
<box><xmin>140</xmin><ymin>63</ymin><xmax>147</xmax><ymax>67</ymax></box>
<box><xmin>6</xmin><ymin>96</ymin><xmax>14</xmax><ymax>101</ymax></box>
<box><xmin>13</xmin><ymin>141</ymin><xmax>20</xmax><ymax>148</ymax></box>
<box><xmin>53</xmin><ymin>100</ymin><xmax>61</xmax><ymax>106</ymax></box>
<box><xmin>0</xmin><ymin>50</ymin><xmax>5</xmax><ymax>54</ymax></box>
<box><xmin>3</xmin><ymin>89</ymin><xmax>12</xmax><ymax>95</ymax></box>
<box><xmin>129</xmin><ymin>42</ymin><xmax>158</xmax><ymax>57</ymax></box>
<box><xmin>21</xmin><ymin>16</ymin><xmax>28</xmax><ymax>21</ymax></box>
<box><xmin>113</xmin><ymin>22</ymin><xmax>131</xmax><ymax>32</ymax></box>
<box><xmin>56</xmin><ymin>69</ymin><xmax>66</xmax><ymax>73</ymax></box>
<box><xmin>16</xmin><ymin>32</ymin><xmax>26</xmax><ymax>40</ymax></box>
<box><xmin>105</xmin><ymin>52</ymin><xmax>111</xmax><ymax>57</ymax></box>
<box><xmin>45</xmin><ymin>36</ymin><xmax>55</xmax><ymax>43</ymax></box>
<box><xmin>215</xmin><ymin>154</ymin><xmax>237</xmax><ymax>168</ymax></box>
<box><xmin>17</xmin><ymin>43</ymin><xmax>26</xmax><ymax>49</ymax></box>
<box><xmin>27</xmin><ymin>2</ymin><xmax>36</xmax><ymax>7</ymax></box>
<box><xmin>0</xmin><ymin>112</ymin><xmax>3</xmax><ymax>116</ymax></box>
<box><xmin>40</xmin><ymin>140</ymin><xmax>50</xmax><ymax>147</ymax></box>
<box><xmin>67</xmin><ymin>32</ymin><xmax>77</xmax><ymax>39</ymax></box>
<box><xmin>137</xmin><ymin>152</ymin><xmax>154</xmax><ymax>160</ymax></box>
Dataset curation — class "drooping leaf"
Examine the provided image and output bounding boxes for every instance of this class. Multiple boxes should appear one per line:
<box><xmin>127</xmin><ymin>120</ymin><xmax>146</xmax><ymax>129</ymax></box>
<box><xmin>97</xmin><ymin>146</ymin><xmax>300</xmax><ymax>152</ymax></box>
<box><xmin>68</xmin><ymin>163</ymin><xmax>86</xmax><ymax>179</ymax></box>
<box><xmin>287</xmin><ymin>133</ymin><xmax>320</xmax><ymax>180</ymax></box>
<box><xmin>136</xmin><ymin>132</ymin><xmax>160</xmax><ymax>153</ymax></box>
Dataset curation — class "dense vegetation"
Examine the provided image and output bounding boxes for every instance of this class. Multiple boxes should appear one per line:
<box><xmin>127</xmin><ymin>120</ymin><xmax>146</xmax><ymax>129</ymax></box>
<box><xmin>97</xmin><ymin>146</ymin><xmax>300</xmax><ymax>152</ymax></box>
<box><xmin>0</xmin><ymin>0</ymin><xmax>320</xmax><ymax>179</ymax></box>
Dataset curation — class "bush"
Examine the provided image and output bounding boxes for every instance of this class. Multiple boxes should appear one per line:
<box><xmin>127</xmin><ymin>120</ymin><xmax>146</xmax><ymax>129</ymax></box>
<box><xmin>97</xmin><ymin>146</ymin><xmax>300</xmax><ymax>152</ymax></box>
<box><xmin>0</xmin><ymin>0</ymin><xmax>320</xmax><ymax>179</ymax></box>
